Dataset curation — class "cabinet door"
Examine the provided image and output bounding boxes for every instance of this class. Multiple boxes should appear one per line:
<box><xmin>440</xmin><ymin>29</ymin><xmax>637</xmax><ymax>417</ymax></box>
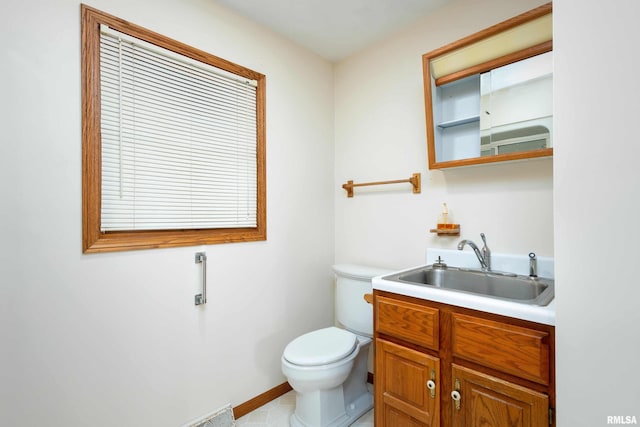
<box><xmin>451</xmin><ymin>364</ymin><xmax>548</xmax><ymax>427</ymax></box>
<box><xmin>375</xmin><ymin>338</ymin><xmax>440</xmax><ymax>426</ymax></box>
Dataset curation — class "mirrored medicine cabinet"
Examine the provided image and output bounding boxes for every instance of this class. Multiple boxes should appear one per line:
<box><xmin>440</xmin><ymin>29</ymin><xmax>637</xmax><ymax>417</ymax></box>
<box><xmin>423</xmin><ymin>3</ymin><xmax>553</xmax><ymax>169</ymax></box>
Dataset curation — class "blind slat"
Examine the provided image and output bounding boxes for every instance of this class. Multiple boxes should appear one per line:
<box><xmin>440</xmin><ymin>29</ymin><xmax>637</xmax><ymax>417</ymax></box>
<box><xmin>100</xmin><ymin>27</ymin><xmax>258</xmax><ymax>232</ymax></box>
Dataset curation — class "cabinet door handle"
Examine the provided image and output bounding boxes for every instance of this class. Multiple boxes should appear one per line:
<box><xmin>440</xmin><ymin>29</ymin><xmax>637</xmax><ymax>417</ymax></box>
<box><xmin>426</xmin><ymin>380</ymin><xmax>436</xmax><ymax>398</ymax></box>
<box><xmin>451</xmin><ymin>390</ymin><xmax>461</xmax><ymax>410</ymax></box>
<box><xmin>452</xmin><ymin>378</ymin><xmax>461</xmax><ymax>410</ymax></box>
<box><xmin>426</xmin><ymin>368</ymin><xmax>437</xmax><ymax>398</ymax></box>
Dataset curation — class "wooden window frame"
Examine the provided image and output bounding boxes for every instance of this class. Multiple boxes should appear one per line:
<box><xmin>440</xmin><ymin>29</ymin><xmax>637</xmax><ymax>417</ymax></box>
<box><xmin>81</xmin><ymin>4</ymin><xmax>266</xmax><ymax>253</ymax></box>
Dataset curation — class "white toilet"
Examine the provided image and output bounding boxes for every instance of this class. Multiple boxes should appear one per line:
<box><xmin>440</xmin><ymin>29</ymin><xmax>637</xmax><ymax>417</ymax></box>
<box><xmin>281</xmin><ymin>264</ymin><xmax>390</xmax><ymax>427</ymax></box>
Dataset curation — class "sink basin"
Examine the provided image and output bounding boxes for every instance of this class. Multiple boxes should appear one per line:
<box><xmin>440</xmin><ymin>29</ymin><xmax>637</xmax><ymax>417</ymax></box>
<box><xmin>382</xmin><ymin>266</ymin><xmax>554</xmax><ymax>306</ymax></box>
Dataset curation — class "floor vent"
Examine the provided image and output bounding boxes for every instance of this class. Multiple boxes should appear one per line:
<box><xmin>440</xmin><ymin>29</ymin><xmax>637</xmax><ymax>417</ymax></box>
<box><xmin>185</xmin><ymin>404</ymin><xmax>235</xmax><ymax>427</ymax></box>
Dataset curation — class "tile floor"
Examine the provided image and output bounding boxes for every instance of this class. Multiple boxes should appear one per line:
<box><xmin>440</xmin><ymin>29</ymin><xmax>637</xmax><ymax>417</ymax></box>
<box><xmin>234</xmin><ymin>390</ymin><xmax>374</xmax><ymax>426</ymax></box>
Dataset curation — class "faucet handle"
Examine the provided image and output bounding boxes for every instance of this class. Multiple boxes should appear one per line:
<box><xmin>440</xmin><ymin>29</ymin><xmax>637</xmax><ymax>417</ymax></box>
<box><xmin>529</xmin><ymin>252</ymin><xmax>538</xmax><ymax>277</ymax></box>
<box><xmin>480</xmin><ymin>233</ymin><xmax>490</xmax><ymax>255</ymax></box>
<box><xmin>480</xmin><ymin>233</ymin><xmax>491</xmax><ymax>271</ymax></box>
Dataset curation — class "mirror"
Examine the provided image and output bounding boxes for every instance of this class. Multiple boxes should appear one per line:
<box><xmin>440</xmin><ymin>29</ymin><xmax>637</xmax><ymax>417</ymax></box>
<box><xmin>423</xmin><ymin>3</ymin><xmax>552</xmax><ymax>169</ymax></box>
<box><xmin>481</xmin><ymin>51</ymin><xmax>552</xmax><ymax>156</ymax></box>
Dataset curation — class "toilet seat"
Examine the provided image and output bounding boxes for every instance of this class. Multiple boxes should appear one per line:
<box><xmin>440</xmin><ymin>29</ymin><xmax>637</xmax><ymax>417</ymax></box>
<box><xmin>283</xmin><ymin>327</ymin><xmax>357</xmax><ymax>366</ymax></box>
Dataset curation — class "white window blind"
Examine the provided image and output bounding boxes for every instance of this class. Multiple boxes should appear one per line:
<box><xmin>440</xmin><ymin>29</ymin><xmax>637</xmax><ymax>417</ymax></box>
<box><xmin>99</xmin><ymin>25</ymin><xmax>258</xmax><ymax>232</ymax></box>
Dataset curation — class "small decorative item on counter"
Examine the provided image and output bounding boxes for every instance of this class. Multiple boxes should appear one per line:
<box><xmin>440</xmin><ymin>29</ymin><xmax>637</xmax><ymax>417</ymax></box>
<box><xmin>440</xmin><ymin>202</ymin><xmax>449</xmax><ymax>224</ymax></box>
<box><xmin>430</xmin><ymin>202</ymin><xmax>460</xmax><ymax>236</ymax></box>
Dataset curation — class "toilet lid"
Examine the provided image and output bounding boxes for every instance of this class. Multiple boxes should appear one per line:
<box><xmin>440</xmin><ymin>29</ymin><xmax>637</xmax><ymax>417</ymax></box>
<box><xmin>283</xmin><ymin>327</ymin><xmax>357</xmax><ymax>366</ymax></box>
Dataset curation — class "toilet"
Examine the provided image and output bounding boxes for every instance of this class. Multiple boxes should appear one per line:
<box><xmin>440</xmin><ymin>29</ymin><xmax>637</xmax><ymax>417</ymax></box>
<box><xmin>281</xmin><ymin>264</ymin><xmax>390</xmax><ymax>427</ymax></box>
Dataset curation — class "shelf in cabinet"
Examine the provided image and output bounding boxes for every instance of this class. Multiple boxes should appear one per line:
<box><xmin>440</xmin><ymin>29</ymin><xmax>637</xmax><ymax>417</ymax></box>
<box><xmin>437</xmin><ymin>115</ymin><xmax>480</xmax><ymax>129</ymax></box>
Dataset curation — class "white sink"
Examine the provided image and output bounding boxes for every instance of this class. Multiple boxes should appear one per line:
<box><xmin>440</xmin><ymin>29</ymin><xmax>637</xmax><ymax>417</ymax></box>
<box><xmin>372</xmin><ymin>248</ymin><xmax>556</xmax><ymax>325</ymax></box>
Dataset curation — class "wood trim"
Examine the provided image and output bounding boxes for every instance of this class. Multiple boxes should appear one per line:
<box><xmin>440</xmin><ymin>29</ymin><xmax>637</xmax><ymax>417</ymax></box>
<box><xmin>232</xmin><ymin>375</ymin><xmax>374</xmax><ymax>420</ymax></box>
<box><xmin>423</xmin><ymin>57</ymin><xmax>438</xmax><ymax>168</ymax></box>
<box><xmin>233</xmin><ymin>381</ymin><xmax>292</xmax><ymax>420</ymax></box>
<box><xmin>80</xmin><ymin>4</ymin><xmax>267</xmax><ymax>253</ymax></box>
<box><xmin>435</xmin><ymin>40</ymin><xmax>552</xmax><ymax>87</ymax></box>
<box><xmin>429</xmin><ymin>148</ymin><xmax>553</xmax><ymax>170</ymax></box>
<box><xmin>81</xmin><ymin>5</ymin><xmax>264</xmax><ymax>81</ymax></box>
<box><xmin>424</xmin><ymin>3</ymin><xmax>552</xmax><ymax>61</ymax></box>
<box><xmin>422</xmin><ymin>2</ymin><xmax>553</xmax><ymax>170</ymax></box>
<box><xmin>81</xmin><ymin>4</ymin><xmax>102</xmax><ymax>254</ymax></box>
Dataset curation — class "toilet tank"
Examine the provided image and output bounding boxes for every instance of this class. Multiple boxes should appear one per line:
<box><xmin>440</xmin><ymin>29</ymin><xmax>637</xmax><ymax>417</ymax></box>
<box><xmin>332</xmin><ymin>264</ymin><xmax>391</xmax><ymax>337</ymax></box>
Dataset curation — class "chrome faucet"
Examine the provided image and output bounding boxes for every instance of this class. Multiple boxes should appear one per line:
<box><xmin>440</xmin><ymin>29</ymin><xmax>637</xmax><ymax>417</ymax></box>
<box><xmin>457</xmin><ymin>233</ymin><xmax>491</xmax><ymax>271</ymax></box>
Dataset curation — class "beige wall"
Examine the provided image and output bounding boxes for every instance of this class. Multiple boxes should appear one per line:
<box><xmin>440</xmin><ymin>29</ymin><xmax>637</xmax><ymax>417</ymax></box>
<box><xmin>0</xmin><ymin>0</ymin><xmax>335</xmax><ymax>425</ymax></box>
<box><xmin>334</xmin><ymin>0</ymin><xmax>640</xmax><ymax>423</ymax></box>
<box><xmin>334</xmin><ymin>0</ymin><xmax>553</xmax><ymax>270</ymax></box>
<box><xmin>3</xmin><ymin>0</ymin><xmax>640</xmax><ymax>425</ymax></box>
<box><xmin>555</xmin><ymin>0</ymin><xmax>640</xmax><ymax>423</ymax></box>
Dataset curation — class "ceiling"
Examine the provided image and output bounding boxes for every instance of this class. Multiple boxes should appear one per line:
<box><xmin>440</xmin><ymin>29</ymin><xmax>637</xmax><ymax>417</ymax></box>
<box><xmin>214</xmin><ymin>0</ymin><xmax>451</xmax><ymax>62</ymax></box>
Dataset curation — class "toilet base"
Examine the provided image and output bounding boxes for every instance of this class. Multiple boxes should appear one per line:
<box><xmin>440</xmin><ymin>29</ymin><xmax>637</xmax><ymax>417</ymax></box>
<box><xmin>288</xmin><ymin>337</ymin><xmax>373</xmax><ymax>427</ymax></box>
<box><xmin>290</xmin><ymin>390</ymin><xmax>373</xmax><ymax>427</ymax></box>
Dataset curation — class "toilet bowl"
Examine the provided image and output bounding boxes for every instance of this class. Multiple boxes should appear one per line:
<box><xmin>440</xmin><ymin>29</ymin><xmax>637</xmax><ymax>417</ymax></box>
<box><xmin>282</xmin><ymin>328</ymin><xmax>372</xmax><ymax>427</ymax></box>
<box><xmin>281</xmin><ymin>264</ymin><xmax>390</xmax><ymax>427</ymax></box>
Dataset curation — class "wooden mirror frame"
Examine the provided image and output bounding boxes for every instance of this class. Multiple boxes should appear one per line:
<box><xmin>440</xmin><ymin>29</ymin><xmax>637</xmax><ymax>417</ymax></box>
<box><xmin>422</xmin><ymin>3</ymin><xmax>553</xmax><ymax>169</ymax></box>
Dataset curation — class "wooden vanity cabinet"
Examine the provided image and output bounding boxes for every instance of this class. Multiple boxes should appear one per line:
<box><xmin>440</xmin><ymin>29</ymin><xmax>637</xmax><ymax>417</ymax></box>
<box><xmin>375</xmin><ymin>295</ymin><xmax>441</xmax><ymax>426</ymax></box>
<box><xmin>373</xmin><ymin>290</ymin><xmax>555</xmax><ymax>427</ymax></box>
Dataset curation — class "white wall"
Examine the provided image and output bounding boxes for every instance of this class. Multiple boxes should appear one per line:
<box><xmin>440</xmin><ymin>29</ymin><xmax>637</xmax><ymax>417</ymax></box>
<box><xmin>335</xmin><ymin>0</ymin><xmax>640</xmax><ymax>424</ymax></box>
<box><xmin>555</xmin><ymin>0</ymin><xmax>640</xmax><ymax>424</ymax></box>
<box><xmin>334</xmin><ymin>0</ymin><xmax>553</xmax><ymax>271</ymax></box>
<box><xmin>0</xmin><ymin>0</ymin><xmax>335</xmax><ymax>425</ymax></box>
<box><xmin>4</xmin><ymin>0</ymin><xmax>640</xmax><ymax>425</ymax></box>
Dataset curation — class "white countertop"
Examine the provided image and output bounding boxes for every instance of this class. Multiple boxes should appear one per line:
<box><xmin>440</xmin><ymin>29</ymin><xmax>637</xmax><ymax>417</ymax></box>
<box><xmin>372</xmin><ymin>249</ymin><xmax>556</xmax><ymax>326</ymax></box>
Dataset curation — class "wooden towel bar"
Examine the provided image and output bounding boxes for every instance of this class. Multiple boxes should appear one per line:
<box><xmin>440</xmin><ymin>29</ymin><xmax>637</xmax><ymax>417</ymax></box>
<box><xmin>342</xmin><ymin>173</ymin><xmax>421</xmax><ymax>198</ymax></box>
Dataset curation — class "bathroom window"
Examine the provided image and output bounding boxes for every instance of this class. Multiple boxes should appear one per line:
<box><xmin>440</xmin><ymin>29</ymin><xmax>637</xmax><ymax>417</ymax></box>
<box><xmin>81</xmin><ymin>5</ymin><xmax>266</xmax><ymax>253</ymax></box>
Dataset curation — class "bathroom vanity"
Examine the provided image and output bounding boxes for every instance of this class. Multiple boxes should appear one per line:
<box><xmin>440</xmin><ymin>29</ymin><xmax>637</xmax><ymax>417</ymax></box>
<box><xmin>372</xmin><ymin>249</ymin><xmax>555</xmax><ymax>427</ymax></box>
